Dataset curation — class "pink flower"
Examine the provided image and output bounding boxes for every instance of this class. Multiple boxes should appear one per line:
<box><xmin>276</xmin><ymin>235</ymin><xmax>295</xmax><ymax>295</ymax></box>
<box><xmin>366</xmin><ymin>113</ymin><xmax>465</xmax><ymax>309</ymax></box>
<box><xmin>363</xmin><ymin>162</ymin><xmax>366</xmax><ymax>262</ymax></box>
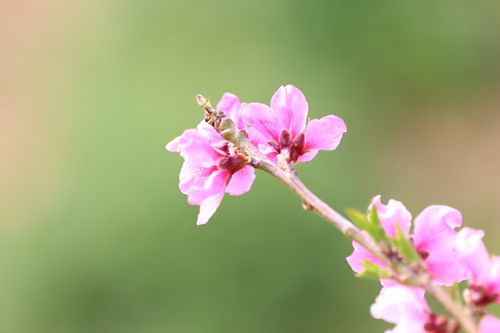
<box><xmin>456</xmin><ymin>228</ymin><xmax>500</xmax><ymax>305</ymax></box>
<box><xmin>347</xmin><ymin>196</ymin><xmax>465</xmax><ymax>285</ymax></box>
<box><xmin>240</xmin><ymin>85</ymin><xmax>347</xmax><ymax>164</ymax></box>
<box><xmin>480</xmin><ymin>315</ymin><xmax>500</xmax><ymax>333</ymax></box>
<box><xmin>412</xmin><ymin>205</ymin><xmax>465</xmax><ymax>285</ymax></box>
<box><xmin>371</xmin><ymin>284</ymin><xmax>442</xmax><ymax>333</ymax></box>
<box><xmin>167</xmin><ymin>94</ymin><xmax>255</xmax><ymax>225</ymax></box>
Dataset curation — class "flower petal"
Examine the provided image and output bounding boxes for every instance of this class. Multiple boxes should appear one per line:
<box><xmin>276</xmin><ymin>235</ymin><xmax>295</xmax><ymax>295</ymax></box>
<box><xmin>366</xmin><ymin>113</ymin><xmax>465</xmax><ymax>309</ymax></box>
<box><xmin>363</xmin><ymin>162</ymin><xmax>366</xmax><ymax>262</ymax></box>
<box><xmin>489</xmin><ymin>257</ymin><xmax>500</xmax><ymax>298</ymax></box>
<box><xmin>456</xmin><ymin>227</ymin><xmax>492</xmax><ymax>285</ymax></box>
<box><xmin>241</xmin><ymin>102</ymin><xmax>283</xmax><ymax>142</ymax></box>
<box><xmin>346</xmin><ymin>232</ymin><xmax>388</xmax><ymax>273</ymax></box>
<box><xmin>413</xmin><ymin>205</ymin><xmax>465</xmax><ymax>285</ymax></box>
<box><xmin>479</xmin><ymin>315</ymin><xmax>500</xmax><ymax>333</ymax></box>
<box><xmin>226</xmin><ymin>165</ymin><xmax>255</xmax><ymax>196</ymax></box>
<box><xmin>370</xmin><ymin>195</ymin><xmax>412</xmax><ymax>238</ymax></box>
<box><xmin>182</xmin><ymin>164</ymin><xmax>219</xmax><ymax>205</ymax></box>
<box><xmin>370</xmin><ymin>285</ymin><xmax>429</xmax><ymax>332</ymax></box>
<box><xmin>217</xmin><ymin>92</ymin><xmax>244</xmax><ymax>129</ymax></box>
<box><xmin>270</xmin><ymin>85</ymin><xmax>308</xmax><ymax>137</ymax></box>
<box><xmin>297</xmin><ymin>150</ymin><xmax>319</xmax><ymax>163</ymax></box>
<box><xmin>304</xmin><ymin>115</ymin><xmax>347</xmax><ymax>151</ymax></box>
<box><xmin>196</xmin><ymin>170</ymin><xmax>230</xmax><ymax>225</ymax></box>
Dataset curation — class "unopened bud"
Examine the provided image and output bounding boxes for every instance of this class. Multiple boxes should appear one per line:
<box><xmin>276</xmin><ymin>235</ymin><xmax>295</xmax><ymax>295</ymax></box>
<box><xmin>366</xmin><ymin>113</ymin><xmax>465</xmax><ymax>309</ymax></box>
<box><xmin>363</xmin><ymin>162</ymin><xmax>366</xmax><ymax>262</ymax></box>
<box><xmin>196</xmin><ymin>94</ymin><xmax>208</xmax><ymax>107</ymax></box>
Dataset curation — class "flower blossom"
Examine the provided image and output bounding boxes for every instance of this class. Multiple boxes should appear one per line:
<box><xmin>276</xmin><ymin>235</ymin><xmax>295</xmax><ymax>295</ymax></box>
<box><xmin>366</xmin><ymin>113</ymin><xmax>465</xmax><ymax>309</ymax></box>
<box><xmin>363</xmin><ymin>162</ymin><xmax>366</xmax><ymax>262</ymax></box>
<box><xmin>167</xmin><ymin>93</ymin><xmax>255</xmax><ymax>225</ymax></box>
<box><xmin>371</xmin><ymin>284</ymin><xmax>450</xmax><ymax>333</ymax></box>
<box><xmin>347</xmin><ymin>195</ymin><xmax>465</xmax><ymax>285</ymax></box>
<box><xmin>480</xmin><ymin>315</ymin><xmax>500</xmax><ymax>333</ymax></box>
<box><xmin>240</xmin><ymin>85</ymin><xmax>347</xmax><ymax>164</ymax></box>
<box><xmin>456</xmin><ymin>227</ymin><xmax>500</xmax><ymax>306</ymax></box>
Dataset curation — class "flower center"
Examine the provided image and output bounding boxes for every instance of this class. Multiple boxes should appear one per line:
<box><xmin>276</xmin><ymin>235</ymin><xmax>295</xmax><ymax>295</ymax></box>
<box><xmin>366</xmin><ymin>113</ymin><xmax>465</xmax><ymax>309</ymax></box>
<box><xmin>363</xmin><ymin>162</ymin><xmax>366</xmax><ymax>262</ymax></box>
<box><xmin>469</xmin><ymin>284</ymin><xmax>499</xmax><ymax>307</ymax></box>
<box><xmin>268</xmin><ymin>129</ymin><xmax>306</xmax><ymax>163</ymax></box>
<box><xmin>217</xmin><ymin>155</ymin><xmax>246</xmax><ymax>172</ymax></box>
<box><xmin>424</xmin><ymin>314</ymin><xmax>457</xmax><ymax>333</ymax></box>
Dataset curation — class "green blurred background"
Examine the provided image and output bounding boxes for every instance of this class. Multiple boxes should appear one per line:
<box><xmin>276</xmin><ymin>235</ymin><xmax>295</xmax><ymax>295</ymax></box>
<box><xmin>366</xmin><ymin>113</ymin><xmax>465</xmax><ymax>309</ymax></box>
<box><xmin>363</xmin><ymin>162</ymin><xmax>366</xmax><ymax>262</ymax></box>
<box><xmin>2</xmin><ymin>1</ymin><xmax>500</xmax><ymax>332</ymax></box>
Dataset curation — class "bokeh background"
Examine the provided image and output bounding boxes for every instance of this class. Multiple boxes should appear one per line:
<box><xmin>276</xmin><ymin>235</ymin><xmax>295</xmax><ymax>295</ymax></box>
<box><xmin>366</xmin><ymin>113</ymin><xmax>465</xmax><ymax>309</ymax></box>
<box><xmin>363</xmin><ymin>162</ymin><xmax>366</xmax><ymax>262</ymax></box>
<box><xmin>2</xmin><ymin>1</ymin><xmax>500</xmax><ymax>332</ymax></box>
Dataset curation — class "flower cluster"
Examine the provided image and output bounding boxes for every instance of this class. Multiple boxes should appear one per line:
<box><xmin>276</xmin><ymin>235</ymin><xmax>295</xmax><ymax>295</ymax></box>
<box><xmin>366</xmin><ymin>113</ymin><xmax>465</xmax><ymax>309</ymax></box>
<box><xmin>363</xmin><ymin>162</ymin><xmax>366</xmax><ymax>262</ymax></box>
<box><xmin>167</xmin><ymin>85</ymin><xmax>347</xmax><ymax>225</ymax></box>
<box><xmin>168</xmin><ymin>84</ymin><xmax>498</xmax><ymax>332</ymax></box>
<box><xmin>347</xmin><ymin>196</ymin><xmax>500</xmax><ymax>332</ymax></box>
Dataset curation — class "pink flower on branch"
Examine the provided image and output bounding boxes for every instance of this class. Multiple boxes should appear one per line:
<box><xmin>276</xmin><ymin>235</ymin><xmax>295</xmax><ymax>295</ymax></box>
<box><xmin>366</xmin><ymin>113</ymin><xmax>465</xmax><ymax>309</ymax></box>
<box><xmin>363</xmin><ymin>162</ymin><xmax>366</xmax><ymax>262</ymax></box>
<box><xmin>166</xmin><ymin>86</ymin><xmax>487</xmax><ymax>333</ymax></box>
<box><xmin>241</xmin><ymin>85</ymin><xmax>347</xmax><ymax>164</ymax></box>
<box><xmin>347</xmin><ymin>196</ymin><xmax>465</xmax><ymax>286</ymax></box>
<box><xmin>167</xmin><ymin>94</ymin><xmax>255</xmax><ymax>225</ymax></box>
<box><xmin>457</xmin><ymin>228</ymin><xmax>500</xmax><ymax>307</ymax></box>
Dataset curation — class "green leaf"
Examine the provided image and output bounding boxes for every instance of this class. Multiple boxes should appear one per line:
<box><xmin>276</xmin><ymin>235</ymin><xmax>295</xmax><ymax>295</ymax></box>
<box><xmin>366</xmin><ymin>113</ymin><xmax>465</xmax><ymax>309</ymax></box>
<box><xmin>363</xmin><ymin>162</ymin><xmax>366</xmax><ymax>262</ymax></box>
<box><xmin>345</xmin><ymin>208</ymin><xmax>371</xmax><ymax>230</ymax></box>
<box><xmin>392</xmin><ymin>224</ymin><xmax>420</xmax><ymax>262</ymax></box>
<box><xmin>358</xmin><ymin>261</ymin><xmax>391</xmax><ymax>280</ymax></box>
<box><xmin>345</xmin><ymin>207</ymin><xmax>387</xmax><ymax>243</ymax></box>
<box><xmin>367</xmin><ymin>207</ymin><xmax>387</xmax><ymax>243</ymax></box>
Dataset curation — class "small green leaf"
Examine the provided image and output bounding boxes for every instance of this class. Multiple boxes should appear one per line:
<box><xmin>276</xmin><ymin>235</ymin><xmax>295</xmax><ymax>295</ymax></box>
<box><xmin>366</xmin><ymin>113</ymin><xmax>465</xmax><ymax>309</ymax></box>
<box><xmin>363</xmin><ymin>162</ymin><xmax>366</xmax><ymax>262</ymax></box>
<box><xmin>358</xmin><ymin>261</ymin><xmax>391</xmax><ymax>280</ymax></box>
<box><xmin>393</xmin><ymin>224</ymin><xmax>420</xmax><ymax>262</ymax></box>
<box><xmin>345</xmin><ymin>208</ymin><xmax>371</xmax><ymax>230</ymax></box>
<box><xmin>367</xmin><ymin>207</ymin><xmax>387</xmax><ymax>243</ymax></box>
<box><xmin>345</xmin><ymin>207</ymin><xmax>387</xmax><ymax>243</ymax></box>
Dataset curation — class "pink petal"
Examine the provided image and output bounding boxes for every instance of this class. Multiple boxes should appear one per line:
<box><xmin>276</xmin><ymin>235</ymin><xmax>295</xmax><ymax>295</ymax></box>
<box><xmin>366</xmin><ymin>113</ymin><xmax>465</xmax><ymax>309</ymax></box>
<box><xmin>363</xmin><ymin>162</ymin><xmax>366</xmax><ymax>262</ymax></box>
<box><xmin>413</xmin><ymin>206</ymin><xmax>465</xmax><ymax>285</ymax></box>
<box><xmin>370</xmin><ymin>285</ymin><xmax>429</xmax><ymax>332</ymax></box>
<box><xmin>184</xmin><ymin>139</ymin><xmax>221</xmax><ymax>165</ymax></box>
<box><xmin>480</xmin><ymin>315</ymin><xmax>500</xmax><ymax>333</ymax></box>
<box><xmin>181</xmin><ymin>164</ymin><xmax>219</xmax><ymax>205</ymax></box>
<box><xmin>270</xmin><ymin>85</ymin><xmax>308</xmax><ymax>137</ymax></box>
<box><xmin>489</xmin><ymin>257</ymin><xmax>500</xmax><ymax>298</ymax></box>
<box><xmin>370</xmin><ymin>195</ymin><xmax>412</xmax><ymax>238</ymax></box>
<box><xmin>304</xmin><ymin>115</ymin><xmax>347</xmax><ymax>151</ymax></box>
<box><xmin>246</xmin><ymin>126</ymin><xmax>269</xmax><ymax>148</ymax></box>
<box><xmin>425</xmin><ymin>252</ymin><xmax>466</xmax><ymax>286</ymax></box>
<box><xmin>240</xmin><ymin>102</ymin><xmax>283</xmax><ymax>142</ymax></box>
<box><xmin>196</xmin><ymin>170</ymin><xmax>230</xmax><ymax>225</ymax></box>
<box><xmin>166</xmin><ymin>134</ymin><xmax>183</xmax><ymax>152</ymax></box>
<box><xmin>196</xmin><ymin>121</ymin><xmax>226</xmax><ymax>145</ymax></box>
<box><xmin>167</xmin><ymin>128</ymin><xmax>206</xmax><ymax>153</ymax></box>
<box><xmin>297</xmin><ymin>150</ymin><xmax>319</xmax><ymax>163</ymax></box>
<box><xmin>226</xmin><ymin>165</ymin><xmax>256</xmax><ymax>196</ymax></box>
<box><xmin>346</xmin><ymin>232</ymin><xmax>388</xmax><ymax>273</ymax></box>
<box><xmin>456</xmin><ymin>228</ymin><xmax>492</xmax><ymax>286</ymax></box>
<box><xmin>167</xmin><ymin>124</ymin><xmax>223</xmax><ymax>164</ymax></box>
<box><xmin>217</xmin><ymin>92</ymin><xmax>244</xmax><ymax>129</ymax></box>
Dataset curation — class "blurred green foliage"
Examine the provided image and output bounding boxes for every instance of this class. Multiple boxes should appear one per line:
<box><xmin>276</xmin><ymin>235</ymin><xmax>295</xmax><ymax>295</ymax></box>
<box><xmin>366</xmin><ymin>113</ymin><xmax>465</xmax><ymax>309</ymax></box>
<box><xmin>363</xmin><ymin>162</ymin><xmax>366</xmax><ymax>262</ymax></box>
<box><xmin>2</xmin><ymin>0</ymin><xmax>500</xmax><ymax>332</ymax></box>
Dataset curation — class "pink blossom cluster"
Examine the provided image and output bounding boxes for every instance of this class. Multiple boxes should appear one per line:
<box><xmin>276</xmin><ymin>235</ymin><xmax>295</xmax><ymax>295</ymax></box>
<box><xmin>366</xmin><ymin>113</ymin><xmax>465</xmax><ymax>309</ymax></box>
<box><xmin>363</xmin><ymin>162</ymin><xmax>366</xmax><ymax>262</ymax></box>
<box><xmin>347</xmin><ymin>196</ymin><xmax>500</xmax><ymax>332</ymax></box>
<box><xmin>167</xmin><ymin>85</ymin><xmax>347</xmax><ymax>225</ymax></box>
